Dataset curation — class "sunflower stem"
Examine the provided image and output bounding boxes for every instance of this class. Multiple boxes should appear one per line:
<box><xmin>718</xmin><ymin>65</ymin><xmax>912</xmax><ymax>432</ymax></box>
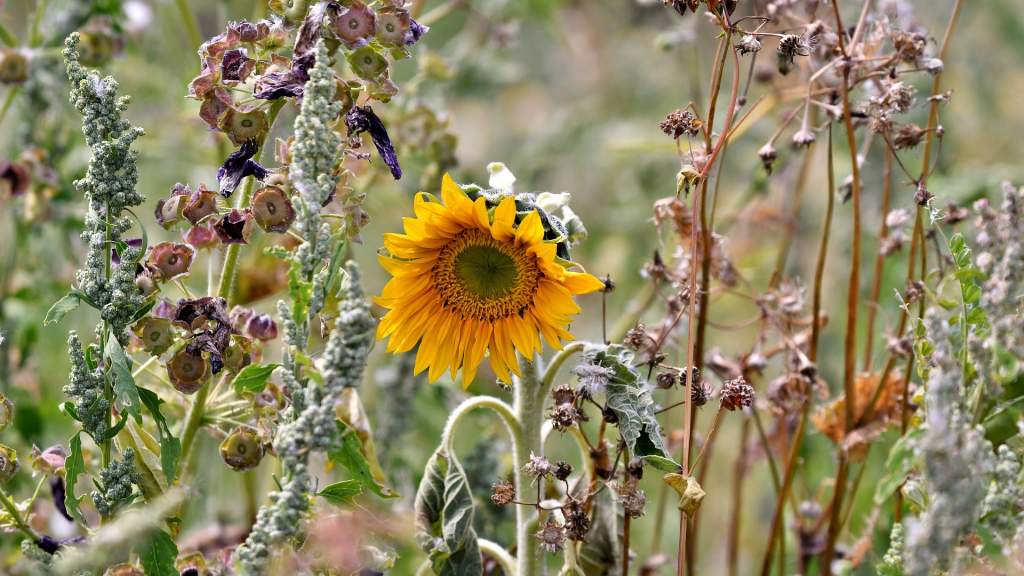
<box><xmin>514</xmin><ymin>352</ymin><xmax>547</xmax><ymax>576</ymax></box>
<box><xmin>439</xmin><ymin>395</ymin><xmax>519</xmax><ymax>456</ymax></box>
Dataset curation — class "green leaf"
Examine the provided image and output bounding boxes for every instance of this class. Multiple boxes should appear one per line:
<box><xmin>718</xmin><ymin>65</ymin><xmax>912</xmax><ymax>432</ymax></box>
<box><xmin>413</xmin><ymin>451</ymin><xmax>482</xmax><ymax>576</ymax></box>
<box><xmin>59</xmin><ymin>401</ymin><xmax>81</xmax><ymax>421</ymax></box>
<box><xmin>582</xmin><ymin>344</ymin><xmax>680</xmax><ymax>472</ymax></box>
<box><xmin>136</xmin><ymin>529</ymin><xmax>179</xmax><ymax>576</ymax></box>
<box><xmin>106</xmin><ymin>336</ymin><xmax>142</xmax><ymax>424</ymax></box>
<box><xmin>232</xmin><ymin>363</ymin><xmax>281</xmax><ymax>395</ymax></box>
<box><xmin>318</xmin><ymin>480</ymin><xmax>362</xmax><ymax>507</ymax></box>
<box><xmin>44</xmin><ymin>292</ymin><xmax>81</xmax><ymax>326</ymax></box>
<box><xmin>323</xmin><ymin>236</ymin><xmax>349</xmax><ymax>297</ymax></box>
<box><xmin>873</xmin><ymin>428</ymin><xmax>923</xmax><ymax>505</ymax></box>
<box><xmin>128</xmin><ymin>300</ymin><xmax>157</xmax><ymax>326</ymax></box>
<box><xmin>65</xmin><ymin>432</ymin><xmax>87</xmax><ymax>526</ymax></box>
<box><xmin>287</xmin><ymin>260</ymin><xmax>313</xmax><ymax>323</ymax></box>
<box><xmin>137</xmin><ymin>386</ymin><xmax>181</xmax><ymax>486</ymax></box>
<box><xmin>328</xmin><ymin>421</ymin><xmax>399</xmax><ymax>499</ymax></box>
<box><xmin>578</xmin><ymin>487</ymin><xmax>621</xmax><ymax>576</ymax></box>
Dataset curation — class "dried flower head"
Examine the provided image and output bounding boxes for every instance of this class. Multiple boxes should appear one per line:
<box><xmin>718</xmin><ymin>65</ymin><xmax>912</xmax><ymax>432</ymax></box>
<box><xmin>655</xmin><ymin>371</ymin><xmax>679</xmax><ymax>389</ymax></box>
<box><xmin>600</xmin><ymin>274</ymin><xmax>616</xmax><ymax>293</ymax></box>
<box><xmin>624</xmin><ymin>321</ymin><xmax>646</xmax><ymax>349</ymax></box>
<box><xmin>522</xmin><ymin>452</ymin><xmax>555</xmax><ymax>479</ymax></box>
<box><xmin>533</xmin><ymin>521</ymin><xmax>567</xmax><ymax>554</ymax></box>
<box><xmin>691</xmin><ymin>380</ymin><xmax>712</xmax><ymax>407</ymax></box>
<box><xmin>617</xmin><ymin>483</ymin><xmax>647</xmax><ymax>518</ymax></box>
<box><xmin>563</xmin><ymin>500</ymin><xmax>591</xmax><ymax>540</ymax></box>
<box><xmin>146</xmin><ymin>242</ymin><xmax>196</xmax><ymax>282</ymax></box>
<box><xmin>572</xmin><ymin>361</ymin><xmax>614</xmax><ymax>400</ymax></box>
<box><xmin>660</xmin><ymin>109</ymin><xmax>702</xmax><ymax>139</ymax></box>
<box><xmin>777</xmin><ymin>34</ymin><xmax>814</xmax><ymax>68</ymax></box>
<box><xmin>737</xmin><ymin>34</ymin><xmax>762</xmax><ymax>55</ymax></box>
<box><xmin>213</xmin><ymin>208</ymin><xmax>255</xmax><ymax>245</ymax></box>
<box><xmin>251</xmin><ymin>185</ymin><xmax>296</xmax><ymax>233</ymax></box>
<box><xmin>720</xmin><ymin>377</ymin><xmax>755</xmax><ymax>411</ymax></box>
<box><xmin>183</xmin><ymin>183</ymin><xmax>221</xmax><ymax>225</ymax></box>
<box><xmin>758</xmin><ymin>143</ymin><xmax>778</xmax><ymax>175</ymax></box>
<box><xmin>553</xmin><ymin>461</ymin><xmax>573</xmax><ymax>482</ymax></box>
<box><xmin>491</xmin><ymin>475</ymin><xmax>515</xmax><ymax>506</ymax></box>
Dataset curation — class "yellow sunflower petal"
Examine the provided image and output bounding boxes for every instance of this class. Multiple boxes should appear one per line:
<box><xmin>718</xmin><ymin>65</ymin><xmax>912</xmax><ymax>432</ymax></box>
<box><xmin>489</xmin><ymin>333</ymin><xmax>512</xmax><ymax>384</ymax></box>
<box><xmin>377</xmin><ymin>255</ymin><xmax>435</xmax><ymax>278</ymax></box>
<box><xmin>515</xmin><ymin>210</ymin><xmax>544</xmax><ymax>247</ymax></box>
<box><xmin>491</xmin><ymin>197</ymin><xmax>517</xmax><ymax>242</ymax></box>
<box><xmin>563</xmin><ymin>271</ymin><xmax>606</xmax><ymax>295</ymax></box>
<box><xmin>442</xmin><ymin>173</ymin><xmax>477</xmax><ymax>228</ymax></box>
<box><xmin>473</xmin><ymin>197</ymin><xmax>492</xmax><ymax>231</ymax></box>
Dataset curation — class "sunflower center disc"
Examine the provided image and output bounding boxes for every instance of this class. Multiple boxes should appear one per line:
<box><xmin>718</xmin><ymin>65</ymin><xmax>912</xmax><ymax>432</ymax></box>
<box><xmin>433</xmin><ymin>229</ymin><xmax>541</xmax><ymax>321</ymax></box>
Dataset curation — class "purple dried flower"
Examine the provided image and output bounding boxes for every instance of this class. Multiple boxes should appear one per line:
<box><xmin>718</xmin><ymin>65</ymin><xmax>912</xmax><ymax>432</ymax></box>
<box><xmin>217</xmin><ymin>139</ymin><xmax>268</xmax><ymax>196</ymax></box>
<box><xmin>345</xmin><ymin>105</ymin><xmax>402</xmax><ymax>180</ymax></box>
<box><xmin>213</xmin><ymin>208</ymin><xmax>255</xmax><ymax>245</ymax></box>
<box><xmin>407</xmin><ymin>18</ymin><xmax>428</xmax><ymax>45</ymax></box>
<box><xmin>221</xmin><ymin>49</ymin><xmax>256</xmax><ymax>84</ymax></box>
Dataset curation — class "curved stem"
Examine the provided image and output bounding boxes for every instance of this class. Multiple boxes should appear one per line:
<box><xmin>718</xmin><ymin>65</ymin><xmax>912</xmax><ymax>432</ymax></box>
<box><xmin>175</xmin><ymin>0</ymin><xmax>204</xmax><ymax>50</ymax></box>
<box><xmin>479</xmin><ymin>539</ymin><xmax>518</xmax><ymax>576</ymax></box>
<box><xmin>541</xmin><ymin>342</ymin><xmax>586</xmax><ymax>391</ymax></box>
<box><xmin>439</xmin><ymin>395</ymin><xmax>519</xmax><ymax>455</ymax></box>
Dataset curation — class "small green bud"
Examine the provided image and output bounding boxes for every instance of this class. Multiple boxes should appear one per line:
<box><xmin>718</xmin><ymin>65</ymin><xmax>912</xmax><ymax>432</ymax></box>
<box><xmin>0</xmin><ymin>444</ymin><xmax>20</xmax><ymax>483</ymax></box>
<box><xmin>220</xmin><ymin>427</ymin><xmax>265</xmax><ymax>472</ymax></box>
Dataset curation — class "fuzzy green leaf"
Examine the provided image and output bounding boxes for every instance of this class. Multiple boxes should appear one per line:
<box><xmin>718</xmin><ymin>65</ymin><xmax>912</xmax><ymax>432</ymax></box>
<box><xmin>106</xmin><ymin>336</ymin><xmax>142</xmax><ymax>424</ymax></box>
<box><xmin>318</xmin><ymin>480</ymin><xmax>362</xmax><ymax>507</ymax></box>
<box><xmin>328</xmin><ymin>421</ymin><xmax>399</xmax><ymax>499</ymax></box>
<box><xmin>64</xmin><ymin>432</ymin><xmax>87</xmax><ymax>526</ymax></box>
<box><xmin>136</xmin><ymin>529</ymin><xmax>179</xmax><ymax>576</ymax></box>
<box><xmin>582</xmin><ymin>344</ymin><xmax>680</xmax><ymax>472</ymax></box>
<box><xmin>44</xmin><ymin>292</ymin><xmax>81</xmax><ymax>326</ymax></box>
<box><xmin>413</xmin><ymin>451</ymin><xmax>482</xmax><ymax>576</ymax></box>
<box><xmin>231</xmin><ymin>363</ymin><xmax>281</xmax><ymax>395</ymax></box>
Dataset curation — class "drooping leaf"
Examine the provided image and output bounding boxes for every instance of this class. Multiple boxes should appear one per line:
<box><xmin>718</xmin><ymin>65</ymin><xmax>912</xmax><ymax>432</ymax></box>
<box><xmin>44</xmin><ymin>292</ymin><xmax>81</xmax><ymax>326</ymax></box>
<box><xmin>137</xmin><ymin>386</ymin><xmax>181</xmax><ymax>486</ymax></box>
<box><xmin>578</xmin><ymin>487</ymin><xmax>621</xmax><ymax>576</ymax></box>
<box><xmin>413</xmin><ymin>451</ymin><xmax>482</xmax><ymax>576</ymax></box>
<box><xmin>327</xmin><ymin>421</ymin><xmax>399</xmax><ymax>499</ymax></box>
<box><xmin>318</xmin><ymin>480</ymin><xmax>362</xmax><ymax>507</ymax></box>
<box><xmin>231</xmin><ymin>363</ymin><xmax>281</xmax><ymax>395</ymax></box>
<box><xmin>105</xmin><ymin>336</ymin><xmax>142</xmax><ymax>424</ymax></box>
<box><xmin>874</xmin><ymin>428</ymin><xmax>923</xmax><ymax>505</ymax></box>
<box><xmin>583</xmin><ymin>344</ymin><xmax>680</xmax><ymax>472</ymax></box>
<box><xmin>64</xmin><ymin>432</ymin><xmax>87</xmax><ymax>526</ymax></box>
<box><xmin>136</xmin><ymin>529</ymin><xmax>179</xmax><ymax>576</ymax></box>
<box><xmin>115</xmin><ymin>418</ymin><xmax>167</xmax><ymax>502</ymax></box>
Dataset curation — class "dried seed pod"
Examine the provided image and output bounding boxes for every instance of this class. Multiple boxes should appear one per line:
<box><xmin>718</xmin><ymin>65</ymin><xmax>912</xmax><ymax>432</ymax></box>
<box><xmin>219</xmin><ymin>427</ymin><xmax>265</xmax><ymax>472</ymax></box>
<box><xmin>221</xmin><ymin>108</ymin><xmax>268</xmax><ymax>145</ymax></box>
<box><xmin>0</xmin><ymin>50</ymin><xmax>28</xmax><ymax>85</ymax></box>
<box><xmin>0</xmin><ymin>444</ymin><xmax>20</xmax><ymax>483</ymax></box>
<box><xmin>374</xmin><ymin>7</ymin><xmax>412</xmax><ymax>46</ymax></box>
<box><xmin>146</xmin><ymin>242</ymin><xmax>196</xmax><ymax>282</ymax></box>
<box><xmin>166</xmin><ymin>348</ymin><xmax>211</xmax><ymax>395</ymax></box>
<box><xmin>553</xmin><ymin>461</ymin><xmax>573</xmax><ymax>482</ymax></box>
<box><xmin>251</xmin><ymin>186</ymin><xmax>296</xmax><ymax>233</ymax></box>
<box><xmin>720</xmin><ymin>377</ymin><xmax>755</xmax><ymax>411</ymax></box>
<box><xmin>0</xmin><ymin>392</ymin><xmax>12</xmax><ymax>434</ymax></box>
<box><xmin>183</xmin><ymin>184</ymin><xmax>220</xmax><ymax>225</ymax></box>
<box><xmin>155</xmin><ymin>194</ymin><xmax>188</xmax><ymax>229</ymax></box>
<box><xmin>29</xmin><ymin>445</ymin><xmax>68</xmax><ymax>475</ymax></box>
<box><xmin>214</xmin><ymin>208</ymin><xmax>255</xmax><ymax>245</ymax></box>
<box><xmin>131</xmin><ymin>317</ymin><xmax>176</xmax><ymax>356</ymax></box>
<box><xmin>222</xmin><ymin>335</ymin><xmax>253</xmax><ymax>373</ymax></box>
<box><xmin>332</xmin><ymin>1</ymin><xmax>377</xmax><ymax>49</ymax></box>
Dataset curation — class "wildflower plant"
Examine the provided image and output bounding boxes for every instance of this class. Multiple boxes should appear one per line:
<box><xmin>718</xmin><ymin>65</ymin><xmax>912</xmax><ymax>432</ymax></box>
<box><xmin>5</xmin><ymin>0</ymin><xmax>1024</xmax><ymax>575</ymax></box>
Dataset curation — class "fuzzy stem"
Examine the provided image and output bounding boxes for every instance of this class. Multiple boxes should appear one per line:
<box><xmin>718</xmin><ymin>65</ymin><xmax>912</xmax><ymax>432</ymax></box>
<box><xmin>514</xmin><ymin>353</ymin><xmax>547</xmax><ymax>576</ymax></box>
<box><xmin>480</xmin><ymin>539</ymin><xmax>518</xmax><ymax>576</ymax></box>
<box><xmin>439</xmin><ymin>395</ymin><xmax>519</xmax><ymax>455</ymax></box>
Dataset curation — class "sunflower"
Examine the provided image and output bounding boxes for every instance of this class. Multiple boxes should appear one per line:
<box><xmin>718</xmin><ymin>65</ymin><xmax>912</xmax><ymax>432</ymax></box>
<box><xmin>375</xmin><ymin>174</ymin><xmax>605</xmax><ymax>387</ymax></box>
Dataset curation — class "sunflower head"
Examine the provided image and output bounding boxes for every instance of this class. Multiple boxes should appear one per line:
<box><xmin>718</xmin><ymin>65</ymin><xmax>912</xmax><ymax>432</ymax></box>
<box><xmin>376</xmin><ymin>172</ymin><xmax>604</xmax><ymax>388</ymax></box>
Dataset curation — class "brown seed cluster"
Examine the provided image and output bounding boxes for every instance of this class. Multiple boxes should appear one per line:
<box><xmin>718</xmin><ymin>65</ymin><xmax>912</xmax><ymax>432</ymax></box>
<box><xmin>660</xmin><ymin>109</ymin><xmax>702</xmax><ymax>139</ymax></box>
<box><xmin>720</xmin><ymin>377</ymin><xmax>755</xmax><ymax>411</ymax></box>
